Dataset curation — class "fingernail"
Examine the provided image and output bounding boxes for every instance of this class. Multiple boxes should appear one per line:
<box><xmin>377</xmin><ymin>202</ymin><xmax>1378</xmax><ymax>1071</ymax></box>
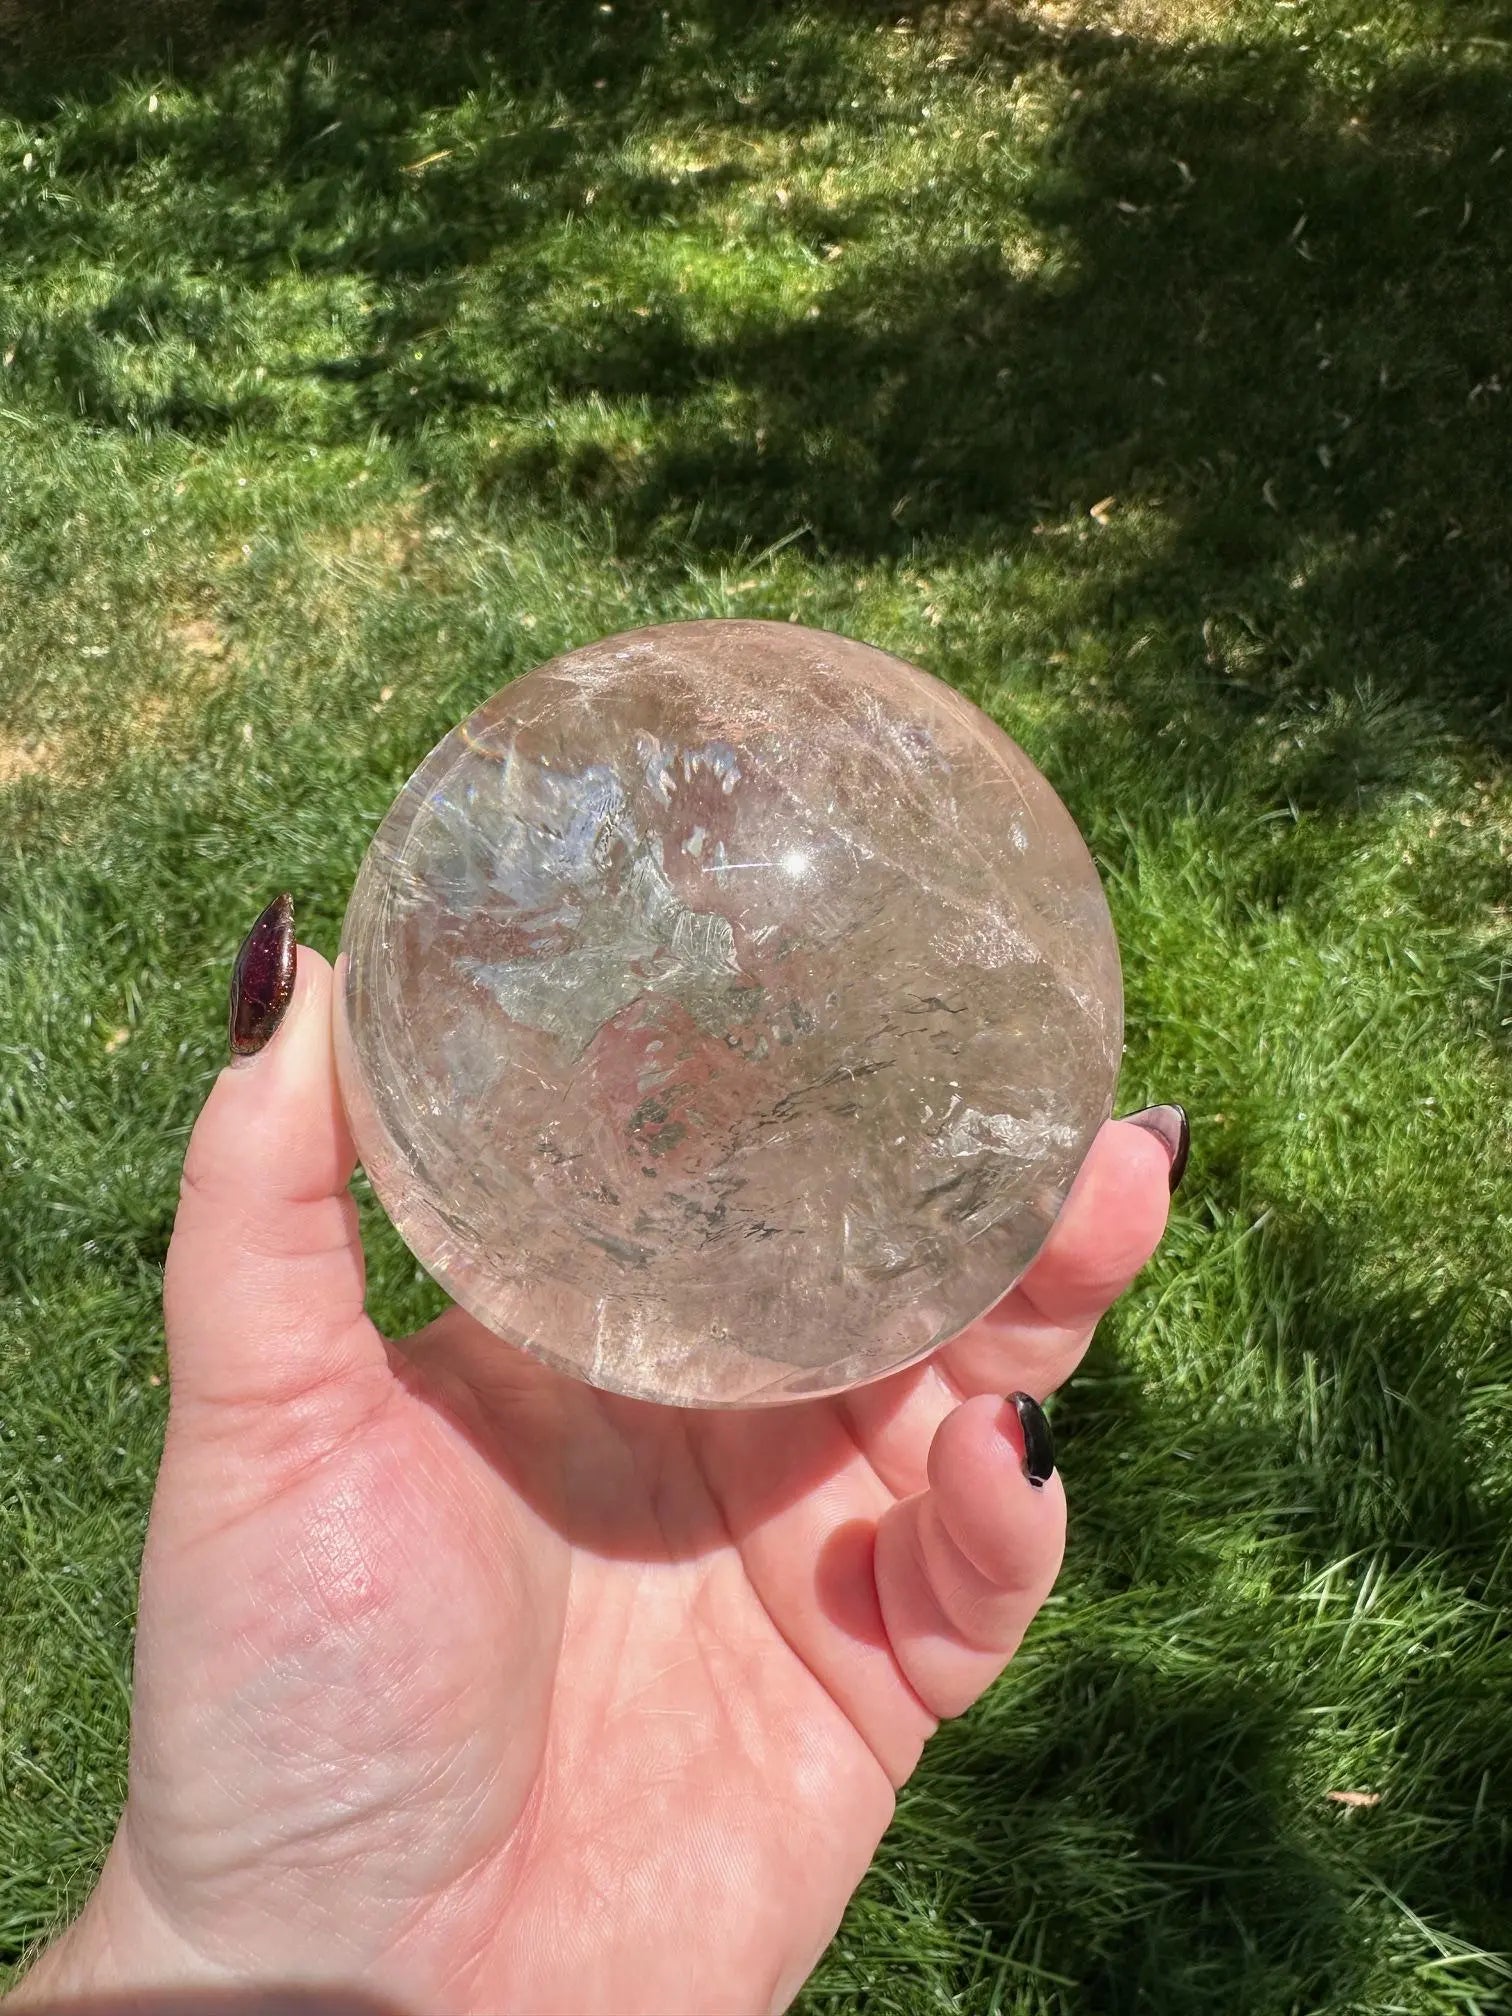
<box><xmin>229</xmin><ymin>893</ymin><xmax>296</xmax><ymax>1058</ymax></box>
<box><xmin>1124</xmin><ymin>1103</ymin><xmax>1189</xmax><ymax>1193</ymax></box>
<box><xmin>1006</xmin><ymin>1391</ymin><xmax>1056</xmax><ymax>1490</ymax></box>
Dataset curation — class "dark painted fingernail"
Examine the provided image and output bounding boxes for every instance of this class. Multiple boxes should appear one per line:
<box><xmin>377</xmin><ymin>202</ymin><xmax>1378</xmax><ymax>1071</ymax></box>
<box><xmin>1124</xmin><ymin>1103</ymin><xmax>1189</xmax><ymax>1192</ymax></box>
<box><xmin>229</xmin><ymin>893</ymin><xmax>296</xmax><ymax>1058</ymax></box>
<box><xmin>1007</xmin><ymin>1391</ymin><xmax>1056</xmax><ymax>1490</ymax></box>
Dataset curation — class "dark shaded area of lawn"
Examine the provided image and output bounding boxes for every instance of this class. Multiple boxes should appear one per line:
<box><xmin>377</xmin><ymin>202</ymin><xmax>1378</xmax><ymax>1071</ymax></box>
<box><xmin>3</xmin><ymin>3</ymin><xmax>1509</xmax><ymax>2010</ymax></box>
<box><xmin>6</xmin><ymin>0</ymin><xmax>1508</xmax><ymax>783</ymax></box>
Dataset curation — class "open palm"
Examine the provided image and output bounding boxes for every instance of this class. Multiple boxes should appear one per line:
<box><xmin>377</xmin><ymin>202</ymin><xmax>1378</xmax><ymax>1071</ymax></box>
<box><xmin>22</xmin><ymin>945</ymin><xmax>1172</xmax><ymax>2016</ymax></box>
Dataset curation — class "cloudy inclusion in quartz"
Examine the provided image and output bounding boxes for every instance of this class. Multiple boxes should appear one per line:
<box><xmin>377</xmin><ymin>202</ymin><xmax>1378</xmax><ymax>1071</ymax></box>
<box><xmin>335</xmin><ymin>620</ymin><xmax>1123</xmax><ymax>1406</ymax></box>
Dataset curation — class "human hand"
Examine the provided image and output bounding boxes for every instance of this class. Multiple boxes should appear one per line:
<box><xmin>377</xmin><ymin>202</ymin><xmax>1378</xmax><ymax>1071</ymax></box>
<box><xmin>16</xmin><ymin>900</ymin><xmax>1180</xmax><ymax>2016</ymax></box>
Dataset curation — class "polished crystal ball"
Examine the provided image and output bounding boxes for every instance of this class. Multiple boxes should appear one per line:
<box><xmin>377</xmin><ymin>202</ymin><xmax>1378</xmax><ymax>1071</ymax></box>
<box><xmin>335</xmin><ymin>620</ymin><xmax>1122</xmax><ymax>1406</ymax></box>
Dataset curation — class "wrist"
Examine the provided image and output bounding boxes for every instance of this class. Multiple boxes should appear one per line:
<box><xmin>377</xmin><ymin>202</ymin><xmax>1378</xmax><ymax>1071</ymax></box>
<box><xmin>8</xmin><ymin>1830</ymin><xmax>228</xmax><ymax>2005</ymax></box>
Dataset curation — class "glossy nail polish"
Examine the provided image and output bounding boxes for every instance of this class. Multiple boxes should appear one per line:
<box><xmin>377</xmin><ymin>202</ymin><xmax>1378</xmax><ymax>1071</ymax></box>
<box><xmin>1124</xmin><ymin>1102</ymin><xmax>1190</xmax><ymax>1193</ymax></box>
<box><xmin>229</xmin><ymin>893</ymin><xmax>296</xmax><ymax>1058</ymax></box>
<box><xmin>1007</xmin><ymin>1391</ymin><xmax>1056</xmax><ymax>1490</ymax></box>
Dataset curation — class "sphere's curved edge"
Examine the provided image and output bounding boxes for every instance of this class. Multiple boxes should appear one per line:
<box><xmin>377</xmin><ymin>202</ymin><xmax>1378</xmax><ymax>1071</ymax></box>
<box><xmin>336</xmin><ymin>616</ymin><xmax>1125</xmax><ymax>1410</ymax></box>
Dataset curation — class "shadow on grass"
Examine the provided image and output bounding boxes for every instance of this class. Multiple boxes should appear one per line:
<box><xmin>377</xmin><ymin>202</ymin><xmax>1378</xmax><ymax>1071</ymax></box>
<box><xmin>493</xmin><ymin>39</ymin><xmax>1511</xmax><ymax>786</ymax></box>
<box><xmin>1026</xmin><ymin>1186</ymin><xmax>1512</xmax><ymax>2009</ymax></box>
<box><xmin>3</xmin><ymin>3</ymin><xmax>1507</xmax><ymax>795</ymax></box>
<box><xmin>995</xmin><ymin>1648</ymin><xmax>1357</xmax><ymax>2011</ymax></box>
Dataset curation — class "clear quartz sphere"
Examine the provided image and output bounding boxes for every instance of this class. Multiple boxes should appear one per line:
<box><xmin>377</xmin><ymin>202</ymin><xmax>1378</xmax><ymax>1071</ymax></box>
<box><xmin>335</xmin><ymin>620</ymin><xmax>1122</xmax><ymax>1406</ymax></box>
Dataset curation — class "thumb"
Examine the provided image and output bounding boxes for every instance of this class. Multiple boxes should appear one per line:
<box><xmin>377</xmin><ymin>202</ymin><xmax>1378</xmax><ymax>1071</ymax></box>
<box><xmin>163</xmin><ymin>895</ymin><xmax>390</xmax><ymax>1433</ymax></box>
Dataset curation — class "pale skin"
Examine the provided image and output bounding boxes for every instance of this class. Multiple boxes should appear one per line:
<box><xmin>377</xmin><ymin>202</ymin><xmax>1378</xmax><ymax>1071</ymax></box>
<box><xmin>13</xmin><ymin>945</ymin><xmax>1172</xmax><ymax>2015</ymax></box>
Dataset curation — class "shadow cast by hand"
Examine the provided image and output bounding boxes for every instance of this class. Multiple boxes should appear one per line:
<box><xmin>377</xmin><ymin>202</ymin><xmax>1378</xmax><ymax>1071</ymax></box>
<box><xmin>394</xmin><ymin>1302</ymin><xmax>900</xmax><ymax>1583</ymax></box>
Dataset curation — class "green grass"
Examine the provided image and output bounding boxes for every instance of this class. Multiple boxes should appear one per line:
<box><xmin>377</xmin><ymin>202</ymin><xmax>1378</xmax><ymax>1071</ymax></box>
<box><xmin>2</xmin><ymin>0</ymin><xmax>1510</xmax><ymax>2006</ymax></box>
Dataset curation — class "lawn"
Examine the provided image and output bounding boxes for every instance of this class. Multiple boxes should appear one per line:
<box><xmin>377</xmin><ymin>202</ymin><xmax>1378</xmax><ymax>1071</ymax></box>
<box><xmin>2</xmin><ymin>0</ymin><xmax>1510</xmax><ymax>2007</ymax></box>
